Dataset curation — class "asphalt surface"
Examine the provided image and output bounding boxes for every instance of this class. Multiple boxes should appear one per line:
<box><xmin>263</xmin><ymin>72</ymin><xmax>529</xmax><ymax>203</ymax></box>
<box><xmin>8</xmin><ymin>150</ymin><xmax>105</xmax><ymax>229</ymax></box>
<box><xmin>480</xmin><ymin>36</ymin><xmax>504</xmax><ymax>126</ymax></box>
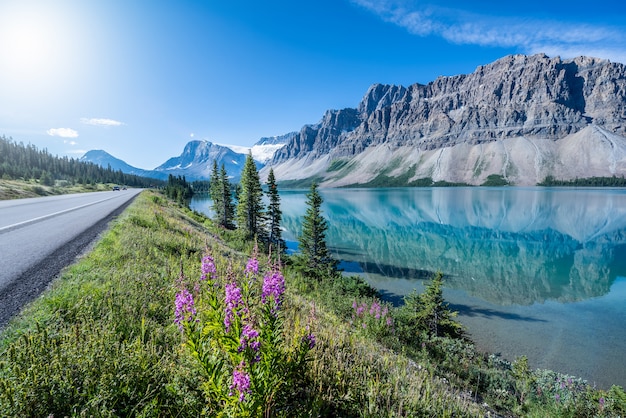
<box><xmin>0</xmin><ymin>189</ymin><xmax>142</xmax><ymax>329</ymax></box>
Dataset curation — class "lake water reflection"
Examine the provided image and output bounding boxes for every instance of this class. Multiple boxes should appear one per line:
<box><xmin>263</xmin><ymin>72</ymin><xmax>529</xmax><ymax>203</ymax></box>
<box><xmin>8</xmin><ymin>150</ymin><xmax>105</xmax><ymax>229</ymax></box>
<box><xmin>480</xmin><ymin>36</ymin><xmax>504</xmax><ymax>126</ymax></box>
<box><xmin>192</xmin><ymin>187</ymin><xmax>626</xmax><ymax>388</ymax></box>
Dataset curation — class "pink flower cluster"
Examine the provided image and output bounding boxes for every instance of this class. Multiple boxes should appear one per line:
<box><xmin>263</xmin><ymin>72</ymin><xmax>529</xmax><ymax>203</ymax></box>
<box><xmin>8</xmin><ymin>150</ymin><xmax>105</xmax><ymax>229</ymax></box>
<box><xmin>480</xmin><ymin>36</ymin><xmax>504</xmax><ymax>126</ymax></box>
<box><xmin>239</xmin><ymin>323</ymin><xmax>261</xmax><ymax>354</ymax></box>
<box><xmin>229</xmin><ymin>361</ymin><xmax>251</xmax><ymax>402</ymax></box>
<box><xmin>174</xmin><ymin>287</ymin><xmax>196</xmax><ymax>330</ymax></box>
<box><xmin>224</xmin><ymin>282</ymin><xmax>243</xmax><ymax>332</ymax></box>
<box><xmin>200</xmin><ymin>253</ymin><xmax>216</xmax><ymax>281</ymax></box>
<box><xmin>352</xmin><ymin>300</ymin><xmax>393</xmax><ymax>328</ymax></box>
<box><xmin>261</xmin><ymin>268</ymin><xmax>285</xmax><ymax>314</ymax></box>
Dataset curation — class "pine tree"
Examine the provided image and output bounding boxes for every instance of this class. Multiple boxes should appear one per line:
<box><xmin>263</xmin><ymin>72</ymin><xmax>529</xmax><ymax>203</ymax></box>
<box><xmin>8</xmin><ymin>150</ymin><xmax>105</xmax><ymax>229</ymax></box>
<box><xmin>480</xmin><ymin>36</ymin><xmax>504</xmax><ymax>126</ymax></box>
<box><xmin>236</xmin><ymin>152</ymin><xmax>264</xmax><ymax>239</ymax></box>
<box><xmin>210</xmin><ymin>160</ymin><xmax>225</xmax><ymax>226</ymax></box>
<box><xmin>210</xmin><ymin>161</ymin><xmax>234</xmax><ymax>229</ymax></box>
<box><xmin>398</xmin><ymin>272</ymin><xmax>464</xmax><ymax>339</ymax></box>
<box><xmin>297</xmin><ymin>182</ymin><xmax>338</xmax><ymax>280</ymax></box>
<box><xmin>219</xmin><ymin>164</ymin><xmax>235</xmax><ymax>229</ymax></box>
<box><xmin>265</xmin><ymin>168</ymin><xmax>285</xmax><ymax>254</ymax></box>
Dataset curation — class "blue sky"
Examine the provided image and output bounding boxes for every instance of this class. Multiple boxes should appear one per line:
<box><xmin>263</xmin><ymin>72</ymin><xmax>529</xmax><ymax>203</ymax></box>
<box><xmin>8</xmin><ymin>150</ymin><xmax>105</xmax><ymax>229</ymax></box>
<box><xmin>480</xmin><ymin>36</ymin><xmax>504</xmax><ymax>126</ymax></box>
<box><xmin>1</xmin><ymin>0</ymin><xmax>625</xmax><ymax>169</ymax></box>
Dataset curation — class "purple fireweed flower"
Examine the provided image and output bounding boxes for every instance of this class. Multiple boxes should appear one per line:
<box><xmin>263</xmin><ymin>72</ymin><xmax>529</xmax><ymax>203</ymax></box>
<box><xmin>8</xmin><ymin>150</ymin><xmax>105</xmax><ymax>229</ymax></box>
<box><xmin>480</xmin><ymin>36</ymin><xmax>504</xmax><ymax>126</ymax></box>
<box><xmin>370</xmin><ymin>302</ymin><xmax>381</xmax><ymax>319</ymax></box>
<box><xmin>174</xmin><ymin>287</ymin><xmax>196</xmax><ymax>331</ymax></box>
<box><xmin>229</xmin><ymin>361</ymin><xmax>251</xmax><ymax>402</ymax></box>
<box><xmin>302</xmin><ymin>333</ymin><xmax>316</xmax><ymax>349</ymax></box>
<box><xmin>239</xmin><ymin>324</ymin><xmax>261</xmax><ymax>354</ymax></box>
<box><xmin>599</xmin><ymin>397</ymin><xmax>605</xmax><ymax>409</ymax></box>
<box><xmin>262</xmin><ymin>268</ymin><xmax>285</xmax><ymax>313</ymax></box>
<box><xmin>224</xmin><ymin>282</ymin><xmax>243</xmax><ymax>332</ymax></box>
<box><xmin>245</xmin><ymin>258</ymin><xmax>258</xmax><ymax>278</ymax></box>
<box><xmin>355</xmin><ymin>302</ymin><xmax>366</xmax><ymax>317</ymax></box>
<box><xmin>386</xmin><ymin>316</ymin><xmax>393</xmax><ymax>327</ymax></box>
<box><xmin>555</xmin><ymin>393</ymin><xmax>561</xmax><ymax>402</ymax></box>
<box><xmin>201</xmin><ymin>253</ymin><xmax>216</xmax><ymax>281</ymax></box>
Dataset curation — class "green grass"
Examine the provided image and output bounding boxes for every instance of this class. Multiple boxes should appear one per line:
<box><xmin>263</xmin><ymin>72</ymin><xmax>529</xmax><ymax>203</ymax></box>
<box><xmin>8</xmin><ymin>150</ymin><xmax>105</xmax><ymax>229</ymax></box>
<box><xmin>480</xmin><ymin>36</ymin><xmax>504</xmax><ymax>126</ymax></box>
<box><xmin>0</xmin><ymin>190</ymin><xmax>623</xmax><ymax>417</ymax></box>
<box><xmin>0</xmin><ymin>178</ymin><xmax>124</xmax><ymax>200</ymax></box>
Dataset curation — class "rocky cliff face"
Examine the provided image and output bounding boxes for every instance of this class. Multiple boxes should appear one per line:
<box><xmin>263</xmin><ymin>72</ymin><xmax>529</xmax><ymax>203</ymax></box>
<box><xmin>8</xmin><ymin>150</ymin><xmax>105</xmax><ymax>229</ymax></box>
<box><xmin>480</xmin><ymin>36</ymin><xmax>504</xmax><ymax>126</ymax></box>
<box><xmin>267</xmin><ymin>54</ymin><xmax>626</xmax><ymax>186</ymax></box>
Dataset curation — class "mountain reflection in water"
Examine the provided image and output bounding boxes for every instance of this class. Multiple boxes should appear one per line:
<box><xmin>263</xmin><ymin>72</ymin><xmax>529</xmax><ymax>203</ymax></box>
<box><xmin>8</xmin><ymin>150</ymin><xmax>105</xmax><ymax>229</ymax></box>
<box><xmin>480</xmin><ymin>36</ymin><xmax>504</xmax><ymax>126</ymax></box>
<box><xmin>279</xmin><ymin>187</ymin><xmax>626</xmax><ymax>306</ymax></box>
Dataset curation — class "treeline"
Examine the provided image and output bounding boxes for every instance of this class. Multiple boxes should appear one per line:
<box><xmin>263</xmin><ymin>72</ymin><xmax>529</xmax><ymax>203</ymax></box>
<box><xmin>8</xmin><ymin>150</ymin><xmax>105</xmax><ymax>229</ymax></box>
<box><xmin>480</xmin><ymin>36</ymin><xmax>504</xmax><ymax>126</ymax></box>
<box><xmin>539</xmin><ymin>175</ymin><xmax>626</xmax><ymax>187</ymax></box>
<box><xmin>164</xmin><ymin>175</ymin><xmax>193</xmax><ymax>205</ymax></box>
<box><xmin>0</xmin><ymin>135</ymin><xmax>163</xmax><ymax>188</ymax></box>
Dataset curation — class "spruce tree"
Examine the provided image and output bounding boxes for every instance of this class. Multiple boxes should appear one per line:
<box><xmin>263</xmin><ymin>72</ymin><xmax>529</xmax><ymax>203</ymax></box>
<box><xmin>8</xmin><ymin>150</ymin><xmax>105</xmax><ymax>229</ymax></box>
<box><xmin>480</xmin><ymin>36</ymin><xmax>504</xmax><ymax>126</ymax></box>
<box><xmin>265</xmin><ymin>168</ymin><xmax>285</xmax><ymax>254</ymax></box>
<box><xmin>219</xmin><ymin>164</ymin><xmax>235</xmax><ymax>229</ymax></box>
<box><xmin>297</xmin><ymin>182</ymin><xmax>338</xmax><ymax>280</ymax></box>
<box><xmin>236</xmin><ymin>152</ymin><xmax>264</xmax><ymax>239</ymax></box>
<box><xmin>210</xmin><ymin>161</ymin><xmax>234</xmax><ymax>229</ymax></box>
<box><xmin>210</xmin><ymin>160</ymin><xmax>225</xmax><ymax>226</ymax></box>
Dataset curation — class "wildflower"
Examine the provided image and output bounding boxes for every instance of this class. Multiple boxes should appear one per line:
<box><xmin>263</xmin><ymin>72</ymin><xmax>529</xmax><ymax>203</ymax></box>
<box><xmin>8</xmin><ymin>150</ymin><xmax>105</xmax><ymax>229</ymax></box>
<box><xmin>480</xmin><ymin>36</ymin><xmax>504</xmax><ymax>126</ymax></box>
<box><xmin>245</xmin><ymin>257</ymin><xmax>258</xmax><ymax>277</ymax></box>
<box><xmin>370</xmin><ymin>301</ymin><xmax>381</xmax><ymax>319</ymax></box>
<box><xmin>174</xmin><ymin>287</ymin><xmax>196</xmax><ymax>330</ymax></box>
<box><xmin>354</xmin><ymin>302</ymin><xmax>366</xmax><ymax>317</ymax></box>
<box><xmin>229</xmin><ymin>361</ymin><xmax>251</xmax><ymax>402</ymax></box>
<box><xmin>302</xmin><ymin>333</ymin><xmax>316</xmax><ymax>349</ymax></box>
<box><xmin>262</xmin><ymin>267</ymin><xmax>285</xmax><ymax>313</ymax></box>
<box><xmin>599</xmin><ymin>397</ymin><xmax>605</xmax><ymax>410</ymax></box>
<box><xmin>386</xmin><ymin>316</ymin><xmax>393</xmax><ymax>327</ymax></box>
<box><xmin>200</xmin><ymin>253</ymin><xmax>216</xmax><ymax>281</ymax></box>
<box><xmin>225</xmin><ymin>282</ymin><xmax>243</xmax><ymax>332</ymax></box>
<box><xmin>239</xmin><ymin>323</ymin><xmax>261</xmax><ymax>353</ymax></box>
<box><xmin>555</xmin><ymin>393</ymin><xmax>561</xmax><ymax>403</ymax></box>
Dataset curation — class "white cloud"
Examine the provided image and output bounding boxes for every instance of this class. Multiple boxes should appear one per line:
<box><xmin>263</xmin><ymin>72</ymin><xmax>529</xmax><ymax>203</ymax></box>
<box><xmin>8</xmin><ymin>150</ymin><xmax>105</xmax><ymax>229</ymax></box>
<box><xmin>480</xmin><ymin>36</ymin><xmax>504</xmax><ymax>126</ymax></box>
<box><xmin>63</xmin><ymin>139</ymin><xmax>78</xmax><ymax>146</ymax></box>
<box><xmin>80</xmin><ymin>117</ymin><xmax>124</xmax><ymax>127</ymax></box>
<box><xmin>190</xmin><ymin>132</ymin><xmax>195</xmax><ymax>138</ymax></box>
<box><xmin>47</xmin><ymin>127</ymin><xmax>78</xmax><ymax>138</ymax></box>
<box><xmin>67</xmin><ymin>149</ymin><xmax>87</xmax><ymax>155</ymax></box>
<box><xmin>351</xmin><ymin>0</ymin><xmax>626</xmax><ymax>64</ymax></box>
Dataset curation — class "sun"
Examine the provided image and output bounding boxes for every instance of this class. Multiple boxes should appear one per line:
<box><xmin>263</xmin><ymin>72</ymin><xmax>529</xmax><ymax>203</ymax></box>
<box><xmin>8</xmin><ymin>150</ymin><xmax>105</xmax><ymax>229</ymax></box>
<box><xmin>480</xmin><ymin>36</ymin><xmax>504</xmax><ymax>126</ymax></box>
<box><xmin>0</xmin><ymin>1</ymin><xmax>82</xmax><ymax>98</ymax></box>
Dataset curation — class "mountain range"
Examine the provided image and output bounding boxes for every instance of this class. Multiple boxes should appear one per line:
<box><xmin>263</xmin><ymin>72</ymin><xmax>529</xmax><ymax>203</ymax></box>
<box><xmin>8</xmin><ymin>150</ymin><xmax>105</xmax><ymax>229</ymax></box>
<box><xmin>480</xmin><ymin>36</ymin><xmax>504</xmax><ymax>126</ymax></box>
<box><xmin>265</xmin><ymin>53</ymin><xmax>626</xmax><ymax>186</ymax></box>
<box><xmin>81</xmin><ymin>136</ymin><xmax>290</xmax><ymax>182</ymax></box>
<box><xmin>83</xmin><ymin>53</ymin><xmax>626</xmax><ymax>186</ymax></box>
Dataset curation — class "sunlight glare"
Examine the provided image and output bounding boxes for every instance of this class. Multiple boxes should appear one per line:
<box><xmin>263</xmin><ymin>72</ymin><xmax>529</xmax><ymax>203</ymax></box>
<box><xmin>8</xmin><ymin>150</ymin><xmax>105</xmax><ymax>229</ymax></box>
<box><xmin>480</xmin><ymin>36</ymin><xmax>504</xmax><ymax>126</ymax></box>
<box><xmin>0</xmin><ymin>2</ymin><xmax>84</xmax><ymax>101</ymax></box>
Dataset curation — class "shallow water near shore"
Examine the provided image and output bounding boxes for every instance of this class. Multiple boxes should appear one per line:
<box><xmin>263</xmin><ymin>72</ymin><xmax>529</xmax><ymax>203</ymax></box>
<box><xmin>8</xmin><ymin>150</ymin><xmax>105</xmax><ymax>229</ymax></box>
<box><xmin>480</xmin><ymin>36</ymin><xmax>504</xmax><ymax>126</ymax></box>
<box><xmin>192</xmin><ymin>187</ymin><xmax>626</xmax><ymax>388</ymax></box>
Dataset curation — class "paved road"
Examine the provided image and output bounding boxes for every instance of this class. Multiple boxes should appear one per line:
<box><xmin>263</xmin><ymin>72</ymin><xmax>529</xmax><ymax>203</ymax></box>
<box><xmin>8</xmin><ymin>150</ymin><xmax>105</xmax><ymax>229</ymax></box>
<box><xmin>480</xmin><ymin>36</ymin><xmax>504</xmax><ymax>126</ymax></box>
<box><xmin>0</xmin><ymin>189</ymin><xmax>142</xmax><ymax>328</ymax></box>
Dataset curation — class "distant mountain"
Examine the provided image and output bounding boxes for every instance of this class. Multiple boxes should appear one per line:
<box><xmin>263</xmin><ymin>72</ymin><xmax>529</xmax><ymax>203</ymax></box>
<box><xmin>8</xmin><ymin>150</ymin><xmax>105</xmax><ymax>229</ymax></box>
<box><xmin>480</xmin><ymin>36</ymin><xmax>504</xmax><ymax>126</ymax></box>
<box><xmin>222</xmin><ymin>133</ymin><xmax>293</xmax><ymax>164</ymax></box>
<box><xmin>153</xmin><ymin>140</ymin><xmax>261</xmax><ymax>181</ymax></box>
<box><xmin>82</xmin><ymin>139</ymin><xmax>270</xmax><ymax>182</ymax></box>
<box><xmin>264</xmin><ymin>53</ymin><xmax>626</xmax><ymax>186</ymax></box>
<box><xmin>80</xmin><ymin>150</ymin><xmax>168</xmax><ymax>181</ymax></box>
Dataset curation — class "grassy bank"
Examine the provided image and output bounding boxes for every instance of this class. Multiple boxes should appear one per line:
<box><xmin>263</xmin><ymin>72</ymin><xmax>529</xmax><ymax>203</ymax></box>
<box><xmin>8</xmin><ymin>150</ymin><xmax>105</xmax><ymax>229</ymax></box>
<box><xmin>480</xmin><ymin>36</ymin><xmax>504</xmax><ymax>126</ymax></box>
<box><xmin>0</xmin><ymin>191</ymin><xmax>623</xmax><ymax>416</ymax></box>
<box><xmin>0</xmin><ymin>178</ymin><xmax>122</xmax><ymax>200</ymax></box>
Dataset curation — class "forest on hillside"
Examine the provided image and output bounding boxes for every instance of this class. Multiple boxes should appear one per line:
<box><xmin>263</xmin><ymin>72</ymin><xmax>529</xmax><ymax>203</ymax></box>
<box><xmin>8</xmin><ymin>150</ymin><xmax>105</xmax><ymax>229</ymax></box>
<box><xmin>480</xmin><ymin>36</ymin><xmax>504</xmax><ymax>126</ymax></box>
<box><xmin>0</xmin><ymin>136</ymin><xmax>163</xmax><ymax>188</ymax></box>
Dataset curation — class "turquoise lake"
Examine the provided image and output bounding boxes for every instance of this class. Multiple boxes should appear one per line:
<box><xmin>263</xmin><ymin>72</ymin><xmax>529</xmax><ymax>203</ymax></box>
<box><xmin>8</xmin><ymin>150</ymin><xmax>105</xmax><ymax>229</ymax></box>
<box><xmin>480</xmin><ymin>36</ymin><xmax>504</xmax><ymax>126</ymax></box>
<box><xmin>191</xmin><ymin>187</ymin><xmax>626</xmax><ymax>388</ymax></box>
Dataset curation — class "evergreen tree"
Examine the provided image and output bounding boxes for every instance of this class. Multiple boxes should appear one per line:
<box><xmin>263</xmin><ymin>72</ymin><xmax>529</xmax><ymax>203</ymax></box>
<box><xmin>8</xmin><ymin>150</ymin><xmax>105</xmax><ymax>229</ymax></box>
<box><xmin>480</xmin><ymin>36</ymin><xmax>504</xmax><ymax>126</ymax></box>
<box><xmin>297</xmin><ymin>182</ymin><xmax>338</xmax><ymax>280</ymax></box>
<box><xmin>211</xmin><ymin>163</ymin><xmax>235</xmax><ymax>229</ymax></box>
<box><xmin>236</xmin><ymin>152</ymin><xmax>264</xmax><ymax>239</ymax></box>
<box><xmin>265</xmin><ymin>168</ymin><xmax>285</xmax><ymax>254</ymax></box>
<box><xmin>209</xmin><ymin>160</ymin><xmax>220</xmax><ymax>199</ymax></box>
<box><xmin>397</xmin><ymin>272</ymin><xmax>464</xmax><ymax>339</ymax></box>
<box><xmin>210</xmin><ymin>160</ymin><xmax>224</xmax><ymax>223</ymax></box>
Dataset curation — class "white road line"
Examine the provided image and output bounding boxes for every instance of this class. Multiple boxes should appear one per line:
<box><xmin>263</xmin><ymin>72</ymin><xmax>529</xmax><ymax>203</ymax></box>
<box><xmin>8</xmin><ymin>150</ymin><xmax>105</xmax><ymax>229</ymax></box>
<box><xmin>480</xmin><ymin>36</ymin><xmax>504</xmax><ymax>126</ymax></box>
<box><xmin>0</xmin><ymin>196</ymin><xmax>115</xmax><ymax>233</ymax></box>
